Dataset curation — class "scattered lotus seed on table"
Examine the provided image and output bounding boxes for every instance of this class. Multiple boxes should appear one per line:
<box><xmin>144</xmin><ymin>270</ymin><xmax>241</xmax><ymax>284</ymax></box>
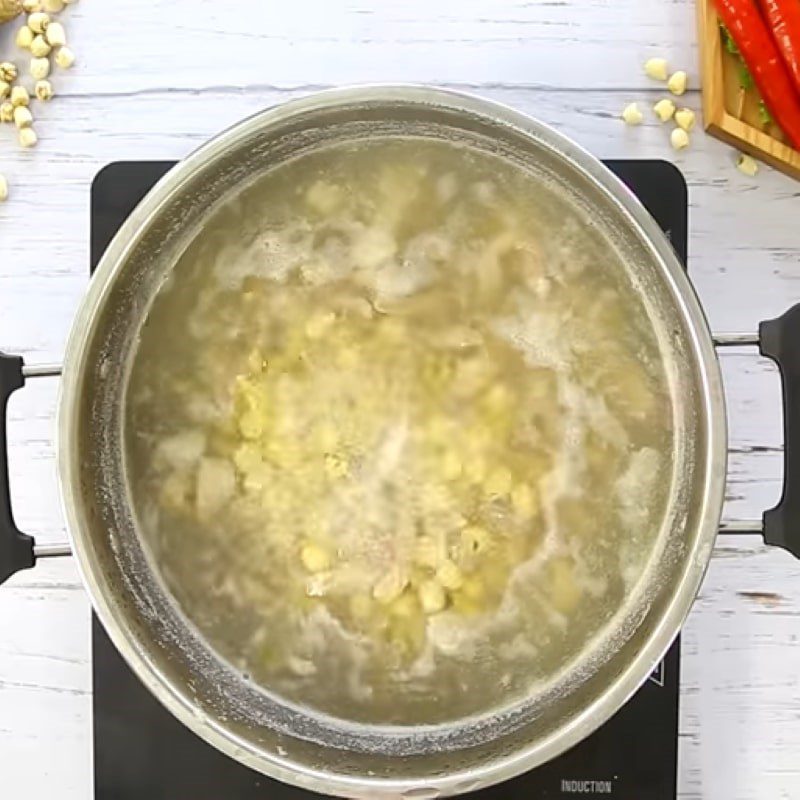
<box><xmin>13</xmin><ymin>104</ymin><xmax>32</xmax><ymax>128</ymax></box>
<box><xmin>45</xmin><ymin>20</ymin><xmax>64</xmax><ymax>46</ymax></box>
<box><xmin>54</xmin><ymin>45</ymin><xmax>74</xmax><ymax>68</ymax></box>
<box><xmin>0</xmin><ymin>62</ymin><xmax>18</xmax><ymax>82</ymax></box>
<box><xmin>16</xmin><ymin>24</ymin><xmax>33</xmax><ymax>48</ymax></box>
<box><xmin>10</xmin><ymin>85</ymin><xmax>28</xmax><ymax>106</ymax></box>
<box><xmin>644</xmin><ymin>57</ymin><xmax>668</xmax><ymax>80</ymax></box>
<box><xmin>674</xmin><ymin>108</ymin><xmax>695</xmax><ymax>132</ymax></box>
<box><xmin>34</xmin><ymin>78</ymin><xmax>52</xmax><ymax>100</ymax></box>
<box><xmin>27</xmin><ymin>11</ymin><xmax>48</xmax><ymax>32</ymax></box>
<box><xmin>654</xmin><ymin>98</ymin><xmax>676</xmax><ymax>122</ymax></box>
<box><xmin>667</xmin><ymin>71</ymin><xmax>688</xmax><ymax>96</ymax></box>
<box><xmin>30</xmin><ymin>34</ymin><xmax>50</xmax><ymax>57</ymax></box>
<box><xmin>0</xmin><ymin>0</ymin><xmax>78</xmax><ymax>186</ymax></box>
<box><xmin>18</xmin><ymin>126</ymin><xmax>37</xmax><ymax>146</ymax></box>
<box><xmin>737</xmin><ymin>153</ymin><xmax>759</xmax><ymax>177</ymax></box>
<box><xmin>29</xmin><ymin>55</ymin><xmax>49</xmax><ymax>79</ymax></box>
<box><xmin>670</xmin><ymin>128</ymin><xmax>690</xmax><ymax>151</ymax></box>
<box><xmin>622</xmin><ymin>102</ymin><xmax>644</xmax><ymax>125</ymax></box>
<box><xmin>0</xmin><ymin>174</ymin><xmax>8</xmax><ymax>201</ymax></box>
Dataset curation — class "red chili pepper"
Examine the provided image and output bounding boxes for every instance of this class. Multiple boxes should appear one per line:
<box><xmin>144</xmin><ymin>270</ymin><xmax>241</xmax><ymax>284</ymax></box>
<box><xmin>761</xmin><ymin>0</ymin><xmax>800</xmax><ymax>95</ymax></box>
<box><xmin>714</xmin><ymin>0</ymin><xmax>800</xmax><ymax>149</ymax></box>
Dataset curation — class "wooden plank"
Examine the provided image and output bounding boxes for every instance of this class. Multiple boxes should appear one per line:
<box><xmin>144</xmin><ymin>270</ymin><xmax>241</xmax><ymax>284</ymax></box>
<box><xmin>1</xmin><ymin>0</ymin><xmax>704</xmax><ymax>93</ymax></box>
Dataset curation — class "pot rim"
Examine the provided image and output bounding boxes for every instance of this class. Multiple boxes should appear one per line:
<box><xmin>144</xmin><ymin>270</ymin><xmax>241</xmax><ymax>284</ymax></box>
<box><xmin>57</xmin><ymin>84</ymin><xmax>728</xmax><ymax>797</ymax></box>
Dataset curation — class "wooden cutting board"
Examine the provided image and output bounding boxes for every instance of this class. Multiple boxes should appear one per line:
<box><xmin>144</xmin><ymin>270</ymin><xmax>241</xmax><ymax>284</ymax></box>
<box><xmin>697</xmin><ymin>0</ymin><xmax>800</xmax><ymax>180</ymax></box>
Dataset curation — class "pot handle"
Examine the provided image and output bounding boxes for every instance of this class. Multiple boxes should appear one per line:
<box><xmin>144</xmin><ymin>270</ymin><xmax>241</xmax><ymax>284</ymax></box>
<box><xmin>0</xmin><ymin>352</ymin><xmax>69</xmax><ymax>586</ymax></box>
<box><xmin>759</xmin><ymin>307</ymin><xmax>800</xmax><ymax>559</ymax></box>
<box><xmin>716</xmin><ymin>305</ymin><xmax>800</xmax><ymax>559</ymax></box>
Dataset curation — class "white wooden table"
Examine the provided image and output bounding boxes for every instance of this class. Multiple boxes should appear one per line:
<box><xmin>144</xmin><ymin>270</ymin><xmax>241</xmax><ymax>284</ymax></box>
<box><xmin>0</xmin><ymin>2</ymin><xmax>798</xmax><ymax>798</ymax></box>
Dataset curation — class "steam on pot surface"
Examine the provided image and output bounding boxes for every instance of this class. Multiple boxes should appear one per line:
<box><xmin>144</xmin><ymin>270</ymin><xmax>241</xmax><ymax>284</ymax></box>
<box><xmin>124</xmin><ymin>137</ymin><xmax>673</xmax><ymax>726</ymax></box>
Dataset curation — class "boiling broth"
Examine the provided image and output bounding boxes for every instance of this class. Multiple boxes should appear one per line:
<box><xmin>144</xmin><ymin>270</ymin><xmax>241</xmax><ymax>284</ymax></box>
<box><xmin>124</xmin><ymin>138</ymin><xmax>673</xmax><ymax>725</ymax></box>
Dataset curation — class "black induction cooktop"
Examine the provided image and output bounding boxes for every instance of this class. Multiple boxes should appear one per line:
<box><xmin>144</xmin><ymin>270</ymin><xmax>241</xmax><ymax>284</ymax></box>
<box><xmin>91</xmin><ymin>159</ymin><xmax>686</xmax><ymax>800</ymax></box>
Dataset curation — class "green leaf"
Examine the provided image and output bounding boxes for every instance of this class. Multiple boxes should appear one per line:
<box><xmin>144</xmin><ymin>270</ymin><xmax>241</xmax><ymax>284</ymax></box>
<box><xmin>721</xmin><ymin>25</ymin><xmax>739</xmax><ymax>56</ymax></box>
<box><xmin>722</xmin><ymin>25</ymin><xmax>755</xmax><ymax>90</ymax></box>
<box><xmin>738</xmin><ymin>64</ymin><xmax>754</xmax><ymax>90</ymax></box>
<box><xmin>758</xmin><ymin>101</ymin><xmax>773</xmax><ymax>126</ymax></box>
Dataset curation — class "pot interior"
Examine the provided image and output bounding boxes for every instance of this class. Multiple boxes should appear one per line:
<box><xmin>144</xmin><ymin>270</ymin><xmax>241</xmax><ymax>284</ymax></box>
<box><xmin>62</xmin><ymin>88</ymin><xmax>724</xmax><ymax>796</ymax></box>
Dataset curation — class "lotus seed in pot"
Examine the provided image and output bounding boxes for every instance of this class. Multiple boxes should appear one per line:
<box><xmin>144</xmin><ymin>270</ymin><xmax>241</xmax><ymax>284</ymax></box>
<box><xmin>124</xmin><ymin>138</ymin><xmax>673</xmax><ymax>725</ymax></box>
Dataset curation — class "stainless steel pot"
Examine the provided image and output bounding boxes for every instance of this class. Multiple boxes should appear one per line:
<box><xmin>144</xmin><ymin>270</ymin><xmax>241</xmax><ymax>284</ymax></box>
<box><xmin>2</xmin><ymin>86</ymin><xmax>799</xmax><ymax>799</ymax></box>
